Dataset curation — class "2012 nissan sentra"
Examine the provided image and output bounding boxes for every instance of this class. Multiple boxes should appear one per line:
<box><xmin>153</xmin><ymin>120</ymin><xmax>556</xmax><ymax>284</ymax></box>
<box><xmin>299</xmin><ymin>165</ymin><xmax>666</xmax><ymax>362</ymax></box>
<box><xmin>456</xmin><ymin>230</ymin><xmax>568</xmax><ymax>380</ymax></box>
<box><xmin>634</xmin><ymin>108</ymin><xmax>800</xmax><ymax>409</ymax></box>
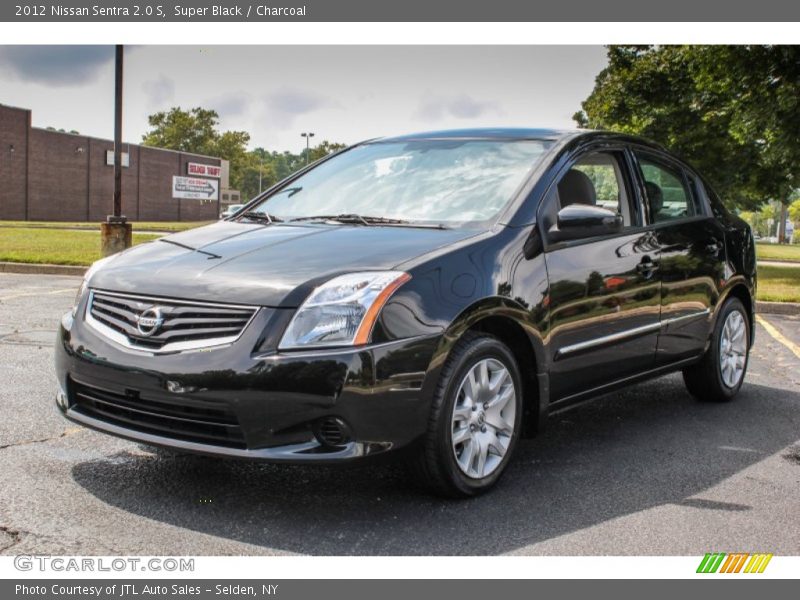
<box><xmin>55</xmin><ymin>128</ymin><xmax>756</xmax><ymax>496</ymax></box>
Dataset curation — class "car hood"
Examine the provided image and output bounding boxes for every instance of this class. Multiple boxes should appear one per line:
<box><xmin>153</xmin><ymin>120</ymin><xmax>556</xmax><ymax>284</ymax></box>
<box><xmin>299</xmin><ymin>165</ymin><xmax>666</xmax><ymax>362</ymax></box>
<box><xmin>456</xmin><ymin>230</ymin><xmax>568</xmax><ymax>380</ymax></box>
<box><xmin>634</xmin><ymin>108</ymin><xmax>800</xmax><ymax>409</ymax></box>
<box><xmin>89</xmin><ymin>221</ymin><xmax>480</xmax><ymax>307</ymax></box>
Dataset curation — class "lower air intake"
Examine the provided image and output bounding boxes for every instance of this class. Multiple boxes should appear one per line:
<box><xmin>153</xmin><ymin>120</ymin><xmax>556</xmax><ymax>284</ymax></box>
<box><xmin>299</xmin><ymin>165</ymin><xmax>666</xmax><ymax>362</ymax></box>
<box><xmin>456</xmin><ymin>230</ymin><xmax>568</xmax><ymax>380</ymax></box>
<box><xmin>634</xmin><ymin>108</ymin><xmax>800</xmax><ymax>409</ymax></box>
<box><xmin>314</xmin><ymin>417</ymin><xmax>352</xmax><ymax>447</ymax></box>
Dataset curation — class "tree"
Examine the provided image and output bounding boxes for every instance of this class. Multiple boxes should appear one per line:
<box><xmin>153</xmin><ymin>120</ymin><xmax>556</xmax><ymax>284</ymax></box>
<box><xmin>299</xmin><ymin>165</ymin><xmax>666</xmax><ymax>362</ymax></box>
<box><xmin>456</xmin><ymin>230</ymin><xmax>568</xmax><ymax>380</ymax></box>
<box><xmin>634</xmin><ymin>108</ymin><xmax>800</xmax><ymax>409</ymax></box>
<box><xmin>575</xmin><ymin>46</ymin><xmax>799</xmax><ymax>240</ymax></box>
<box><xmin>141</xmin><ymin>107</ymin><xmax>250</xmax><ymax>191</ymax></box>
<box><xmin>790</xmin><ymin>198</ymin><xmax>800</xmax><ymax>224</ymax></box>
<box><xmin>142</xmin><ymin>107</ymin><xmax>222</xmax><ymax>155</ymax></box>
<box><xmin>308</xmin><ymin>140</ymin><xmax>347</xmax><ymax>163</ymax></box>
<box><xmin>693</xmin><ymin>46</ymin><xmax>800</xmax><ymax>242</ymax></box>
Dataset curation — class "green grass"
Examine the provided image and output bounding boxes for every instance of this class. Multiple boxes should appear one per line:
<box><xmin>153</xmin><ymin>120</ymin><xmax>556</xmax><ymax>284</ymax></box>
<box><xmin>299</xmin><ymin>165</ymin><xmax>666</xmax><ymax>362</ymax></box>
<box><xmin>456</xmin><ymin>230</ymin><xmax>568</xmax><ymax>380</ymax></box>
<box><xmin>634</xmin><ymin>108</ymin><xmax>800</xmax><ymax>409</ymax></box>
<box><xmin>757</xmin><ymin>265</ymin><xmax>800</xmax><ymax>303</ymax></box>
<box><xmin>0</xmin><ymin>228</ymin><xmax>161</xmax><ymax>266</ymax></box>
<box><xmin>756</xmin><ymin>242</ymin><xmax>800</xmax><ymax>263</ymax></box>
<box><xmin>0</xmin><ymin>220</ymin><xmax>210</xmax><ymax>233</ymax></box>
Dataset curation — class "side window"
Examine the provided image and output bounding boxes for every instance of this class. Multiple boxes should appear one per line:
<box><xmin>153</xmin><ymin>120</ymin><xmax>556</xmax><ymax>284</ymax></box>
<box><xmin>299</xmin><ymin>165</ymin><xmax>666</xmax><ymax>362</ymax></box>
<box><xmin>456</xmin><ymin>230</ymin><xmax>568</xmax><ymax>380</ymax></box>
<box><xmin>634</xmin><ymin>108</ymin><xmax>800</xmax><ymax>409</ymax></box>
<box><xmin>701</xmin><ymin>180</ymin><xmax>729</xmax><ymax>221</ymax></box>
<box><xmin>637</xmin><ymin>154</ymin><xmax>696</xmax><ymax>223</ymax></box>
<box><xmin>557</xmin><ymin>152</ymin><xmax>634</xmax><ymax>227</ymax></box>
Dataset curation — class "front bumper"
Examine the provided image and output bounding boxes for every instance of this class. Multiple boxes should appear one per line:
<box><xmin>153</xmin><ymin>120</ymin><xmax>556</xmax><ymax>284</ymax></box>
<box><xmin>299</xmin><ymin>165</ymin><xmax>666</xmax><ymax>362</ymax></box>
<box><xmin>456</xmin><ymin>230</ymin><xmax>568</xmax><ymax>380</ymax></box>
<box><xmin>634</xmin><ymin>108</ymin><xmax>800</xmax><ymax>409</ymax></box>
<box><xmin>55</xmin><ymin>308</ymin><xmax>440</xmax><ymax>463</ymax></box>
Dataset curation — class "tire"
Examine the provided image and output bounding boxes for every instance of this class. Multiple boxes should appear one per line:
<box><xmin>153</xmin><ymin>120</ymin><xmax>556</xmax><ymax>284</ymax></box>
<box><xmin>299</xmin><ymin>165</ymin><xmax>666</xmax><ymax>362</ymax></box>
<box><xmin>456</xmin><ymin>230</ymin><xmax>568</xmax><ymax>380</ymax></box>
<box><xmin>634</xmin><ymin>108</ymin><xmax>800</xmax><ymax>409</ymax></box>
<box><xmin>683</xmin><ymin>297</ymin><xmax>750</xmax><ymax>403</ymax></box>
<box><xmin>410</xmin><ymin>331</ymin><xmax>523</xmax><ymax>497</ymax></box>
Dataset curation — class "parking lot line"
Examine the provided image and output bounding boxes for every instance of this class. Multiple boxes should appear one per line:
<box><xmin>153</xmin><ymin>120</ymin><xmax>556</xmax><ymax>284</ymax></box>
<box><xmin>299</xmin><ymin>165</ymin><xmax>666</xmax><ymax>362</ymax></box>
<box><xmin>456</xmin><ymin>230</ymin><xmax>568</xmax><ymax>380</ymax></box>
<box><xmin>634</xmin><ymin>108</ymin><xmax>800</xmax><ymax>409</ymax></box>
<box><xmin>0</xmin><ymin>288</ymin><xmax>75</xmax><ymax>302</ymax></box>
<box><xmin>756</xmin><ymin>314</ymin><xmax>800</xmax><ymax>360</ymax></box>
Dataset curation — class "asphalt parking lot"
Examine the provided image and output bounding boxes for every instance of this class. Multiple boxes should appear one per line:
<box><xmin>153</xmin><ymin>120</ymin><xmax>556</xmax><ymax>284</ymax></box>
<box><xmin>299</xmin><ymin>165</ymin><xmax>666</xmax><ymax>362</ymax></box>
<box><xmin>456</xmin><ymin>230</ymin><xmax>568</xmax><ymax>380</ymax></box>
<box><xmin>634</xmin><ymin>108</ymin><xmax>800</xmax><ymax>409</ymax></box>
<box><xmin>1</xmin><ymin>272</ymin><xmax>798</xmax><ymax>556</ymax></box>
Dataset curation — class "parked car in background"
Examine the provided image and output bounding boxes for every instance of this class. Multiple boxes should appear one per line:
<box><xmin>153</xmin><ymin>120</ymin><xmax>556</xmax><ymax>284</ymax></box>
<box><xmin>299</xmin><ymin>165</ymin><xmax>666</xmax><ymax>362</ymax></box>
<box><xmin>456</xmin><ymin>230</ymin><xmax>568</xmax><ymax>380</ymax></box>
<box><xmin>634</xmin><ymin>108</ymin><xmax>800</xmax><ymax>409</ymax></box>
<box><xmin>55</xmin><ymin>128</ymin><xmax>756</xmax><ymax>497</ymax></box>
<box><xmin>219</xmin><ymin>203</ymin><xmax>244</xmax><ymax>219</ymax></box>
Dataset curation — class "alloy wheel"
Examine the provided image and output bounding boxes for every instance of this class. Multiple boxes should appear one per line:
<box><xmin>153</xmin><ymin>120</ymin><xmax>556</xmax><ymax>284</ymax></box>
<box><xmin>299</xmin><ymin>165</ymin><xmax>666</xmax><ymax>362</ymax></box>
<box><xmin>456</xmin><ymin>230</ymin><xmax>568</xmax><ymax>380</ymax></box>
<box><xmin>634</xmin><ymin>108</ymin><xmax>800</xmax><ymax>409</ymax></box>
<box><xmin>719</xmin><ymin>309</ymin><xmax>747</xmax><ymax>388</ymax></box>
<box><xmin>450</xmin><ymin>358</ymin><xmax>517</xmax><ymax>479</ymax></box>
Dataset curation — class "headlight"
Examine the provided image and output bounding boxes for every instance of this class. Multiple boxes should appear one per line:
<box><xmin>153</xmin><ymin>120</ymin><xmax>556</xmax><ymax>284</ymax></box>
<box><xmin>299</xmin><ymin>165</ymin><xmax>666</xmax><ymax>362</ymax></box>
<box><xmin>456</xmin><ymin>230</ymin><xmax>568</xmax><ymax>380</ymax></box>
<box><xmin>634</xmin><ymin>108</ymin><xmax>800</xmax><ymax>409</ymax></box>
<box><xmin>279</xmin><ymin>271</ymin><xmax>411</xmax><ymax>349</ymax></box>
<box><xmin>71</xmin><ymin>279</ymin><xmax>88</xmax><ymax>317</ymax></box>
<box><xmin>72</xmin><ymin>255</ymin><xmax>115</xmax><ymax>317</ymax></box>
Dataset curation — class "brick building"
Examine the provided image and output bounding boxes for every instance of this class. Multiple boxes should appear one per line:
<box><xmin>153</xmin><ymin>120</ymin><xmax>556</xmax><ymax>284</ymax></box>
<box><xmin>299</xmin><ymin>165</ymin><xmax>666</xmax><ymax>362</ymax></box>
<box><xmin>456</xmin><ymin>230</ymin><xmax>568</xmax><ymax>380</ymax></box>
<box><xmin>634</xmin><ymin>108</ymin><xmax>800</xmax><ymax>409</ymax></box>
<box><xmin>0</xmin><ymin>103</ymin><xmax>239</xmax><ymax>222</ymax></box>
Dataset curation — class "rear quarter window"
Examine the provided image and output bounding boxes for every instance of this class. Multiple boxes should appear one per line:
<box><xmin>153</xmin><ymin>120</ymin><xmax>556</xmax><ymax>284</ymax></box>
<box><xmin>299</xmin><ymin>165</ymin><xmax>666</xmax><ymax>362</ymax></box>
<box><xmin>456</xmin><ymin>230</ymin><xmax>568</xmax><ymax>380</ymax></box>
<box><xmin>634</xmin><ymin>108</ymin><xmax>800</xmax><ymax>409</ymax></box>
<box><xmin>702</xmin><ymin>181</ymin><xmax>732</xmax><ymax>221</ymax></box>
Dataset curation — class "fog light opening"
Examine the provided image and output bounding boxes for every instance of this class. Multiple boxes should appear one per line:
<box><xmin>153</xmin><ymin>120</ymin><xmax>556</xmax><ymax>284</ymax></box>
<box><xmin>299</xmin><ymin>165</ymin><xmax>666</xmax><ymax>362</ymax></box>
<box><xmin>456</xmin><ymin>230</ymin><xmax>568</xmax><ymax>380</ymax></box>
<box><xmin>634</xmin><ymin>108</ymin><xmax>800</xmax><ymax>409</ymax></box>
<box><xmin>314</xmin><ymin>417</ymin><xmax>352</xmax><ymax>447</ymax></box>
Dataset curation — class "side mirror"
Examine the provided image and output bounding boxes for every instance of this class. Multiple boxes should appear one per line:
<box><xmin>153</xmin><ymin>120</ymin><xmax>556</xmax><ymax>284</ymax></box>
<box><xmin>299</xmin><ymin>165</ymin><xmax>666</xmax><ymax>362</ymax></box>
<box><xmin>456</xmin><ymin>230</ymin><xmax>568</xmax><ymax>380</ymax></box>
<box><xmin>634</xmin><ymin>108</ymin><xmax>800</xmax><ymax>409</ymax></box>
<box><xmin>549</xmin><ymin>204</ymin><xmax>623</xmax><ymax>242</ymax></box>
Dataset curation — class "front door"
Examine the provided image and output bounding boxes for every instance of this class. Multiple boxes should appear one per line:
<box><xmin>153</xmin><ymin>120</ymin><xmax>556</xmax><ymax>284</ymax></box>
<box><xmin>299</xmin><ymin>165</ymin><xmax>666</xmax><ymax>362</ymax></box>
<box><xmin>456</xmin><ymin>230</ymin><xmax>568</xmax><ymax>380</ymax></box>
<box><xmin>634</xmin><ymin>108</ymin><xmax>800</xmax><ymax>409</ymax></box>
<box><xmin>542</xmin><ymin>150</ymin><xmax>661</xmax><ymax>402</ymax></box>
<box><xmin>633</xmin><ymin>150</ymin><xmax>724</xmax><ymax>365</ymax></box>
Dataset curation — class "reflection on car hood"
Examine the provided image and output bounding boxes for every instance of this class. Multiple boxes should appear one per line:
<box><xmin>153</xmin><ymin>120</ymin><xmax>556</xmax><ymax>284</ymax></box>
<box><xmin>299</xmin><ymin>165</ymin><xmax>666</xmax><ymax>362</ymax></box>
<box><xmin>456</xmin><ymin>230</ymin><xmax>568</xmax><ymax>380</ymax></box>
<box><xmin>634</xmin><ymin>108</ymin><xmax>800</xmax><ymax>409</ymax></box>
<box><xmin>89</xmin><ymin>221</ymin><xmax>480</xmax><ymax>306</ymax></box>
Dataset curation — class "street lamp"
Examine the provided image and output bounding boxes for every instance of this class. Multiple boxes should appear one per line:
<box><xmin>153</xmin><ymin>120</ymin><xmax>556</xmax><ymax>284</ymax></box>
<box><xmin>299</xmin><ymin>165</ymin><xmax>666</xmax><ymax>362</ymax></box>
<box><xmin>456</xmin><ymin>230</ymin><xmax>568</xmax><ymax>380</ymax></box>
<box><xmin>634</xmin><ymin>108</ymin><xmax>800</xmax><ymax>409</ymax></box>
<box><xmin>301</xmin><ymin>132</ymin><xmax>315</xmax><ymax>166</ymax></box>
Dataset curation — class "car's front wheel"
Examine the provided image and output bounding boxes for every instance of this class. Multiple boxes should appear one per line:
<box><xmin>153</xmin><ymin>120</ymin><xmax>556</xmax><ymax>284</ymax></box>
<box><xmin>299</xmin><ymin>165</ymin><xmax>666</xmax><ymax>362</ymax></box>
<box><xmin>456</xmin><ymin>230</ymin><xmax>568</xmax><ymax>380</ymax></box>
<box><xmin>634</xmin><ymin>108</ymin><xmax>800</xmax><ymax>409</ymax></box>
<box><xmin>683</xmin><ymin>297</ymin><xmax>750</xmax><ymax>402</ymax></box>
<box><xmin>411</xmin><ymin>332</ymin><xmax>523</xmax><ymax>497</ymax></box>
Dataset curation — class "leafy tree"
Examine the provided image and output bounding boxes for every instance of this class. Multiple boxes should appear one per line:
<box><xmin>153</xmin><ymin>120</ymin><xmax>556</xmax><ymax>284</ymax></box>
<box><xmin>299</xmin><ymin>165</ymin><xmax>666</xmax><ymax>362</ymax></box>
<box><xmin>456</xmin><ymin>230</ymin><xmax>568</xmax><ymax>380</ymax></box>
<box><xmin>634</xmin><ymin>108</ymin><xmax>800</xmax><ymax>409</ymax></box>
<box><xmin>790</xmin><ymin>198</ymin><xmax>800</xmax><ymax>224</ymax></box>
<box><xmin>142</xmin><ymin>107</ymin><xmax>224</xmax><ymax>155</ymax></box>
<box><xmin>214</xmin><ymin>130</ymin><xmax>251</xmax><ymax>195</ymax></box>
<box><xmin>141</xmin><ymin>106</ymin><xmax>250</xmax><ymax>191</ymax></box>
<box><xmin>575</xmin><ymin>45</ymin><xmax>799</xmax><ymax>241</ymax></box>
<box><xmin>308</xmin><ymin>140</ymin><xmax>347</xmax><ymax>163</ymax></box>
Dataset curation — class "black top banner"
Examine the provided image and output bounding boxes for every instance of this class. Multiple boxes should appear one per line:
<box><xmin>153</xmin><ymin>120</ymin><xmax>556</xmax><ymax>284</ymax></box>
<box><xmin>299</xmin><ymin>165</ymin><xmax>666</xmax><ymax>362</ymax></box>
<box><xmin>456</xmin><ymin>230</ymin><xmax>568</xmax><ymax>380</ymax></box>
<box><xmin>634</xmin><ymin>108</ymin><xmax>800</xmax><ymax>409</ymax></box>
<box><xmin>3</xmin><ymin>0</ymin><xmax>800</xmax><ymax>22</ymax></box>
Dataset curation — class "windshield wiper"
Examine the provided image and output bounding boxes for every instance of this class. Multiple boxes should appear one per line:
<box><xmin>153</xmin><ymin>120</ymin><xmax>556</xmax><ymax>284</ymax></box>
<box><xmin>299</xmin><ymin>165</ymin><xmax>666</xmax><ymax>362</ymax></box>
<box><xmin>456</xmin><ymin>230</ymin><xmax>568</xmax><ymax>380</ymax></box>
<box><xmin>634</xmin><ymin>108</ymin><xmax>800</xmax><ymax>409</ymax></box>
<box><xmin>239</xmin><ymin>211</ymin><xmax>283</xmax><ymax>224</ymax></box>
<box><xmin>289</xmin><ymin>214</ymin><xmax>449</xmax><ymax>229</ymax></box>
<box><xmin>289</xmin><ymin>214</ymin><xmax>389</xmax><ymax>225</ymax></box>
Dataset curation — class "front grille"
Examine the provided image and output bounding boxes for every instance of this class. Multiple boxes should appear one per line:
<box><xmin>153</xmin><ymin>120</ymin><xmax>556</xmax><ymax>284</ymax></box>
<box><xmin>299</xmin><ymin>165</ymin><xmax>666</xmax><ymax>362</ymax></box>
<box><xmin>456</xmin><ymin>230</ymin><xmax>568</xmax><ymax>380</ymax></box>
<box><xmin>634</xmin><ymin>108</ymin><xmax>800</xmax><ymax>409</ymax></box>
<box><xmin>70</xmin><ymin>380</ymin><xmax>246</xmax><ymax>448</ymax></box>
<box><xmin>87</xmin><ymin>290</ymin><xmax>257</xmax><ymax>352</ymax></box>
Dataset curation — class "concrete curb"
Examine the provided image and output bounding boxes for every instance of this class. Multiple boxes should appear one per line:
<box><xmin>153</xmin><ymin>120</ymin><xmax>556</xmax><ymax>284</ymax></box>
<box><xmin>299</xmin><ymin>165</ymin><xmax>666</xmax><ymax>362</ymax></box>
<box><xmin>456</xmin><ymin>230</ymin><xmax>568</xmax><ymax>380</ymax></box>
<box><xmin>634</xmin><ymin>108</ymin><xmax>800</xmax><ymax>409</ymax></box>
<box><xmin>756</xmin><ymin>301</ymin><xmax>800</xmax><ymax>316</ymax></box>
<box><xmin>0</xmin><ymin>262</ymin><xmax>87</xmax><ymax>277</ymax></box>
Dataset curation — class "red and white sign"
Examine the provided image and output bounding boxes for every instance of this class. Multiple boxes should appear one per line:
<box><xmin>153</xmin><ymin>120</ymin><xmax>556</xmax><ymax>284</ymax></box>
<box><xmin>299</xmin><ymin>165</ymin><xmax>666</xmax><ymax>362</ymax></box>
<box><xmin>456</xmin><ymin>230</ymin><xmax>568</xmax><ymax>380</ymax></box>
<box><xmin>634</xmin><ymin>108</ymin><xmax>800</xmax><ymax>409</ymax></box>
<box><xmin>187</xmin><ymin>162</ymin><xmax>222</xmax><ymax>178</ymax></box>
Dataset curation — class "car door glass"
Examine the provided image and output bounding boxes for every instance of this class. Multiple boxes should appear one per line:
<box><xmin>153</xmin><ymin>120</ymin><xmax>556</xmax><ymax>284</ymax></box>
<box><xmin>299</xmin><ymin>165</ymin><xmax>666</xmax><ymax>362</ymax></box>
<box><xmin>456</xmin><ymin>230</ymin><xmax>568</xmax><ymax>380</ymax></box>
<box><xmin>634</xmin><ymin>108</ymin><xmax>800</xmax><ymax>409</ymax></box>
<box><xmin>540</xmin><ymin>152</ymin><xmax>634</xmax><ymax>242</ymax></box>
<box><xmin>567</xmin><ymin>153</ymin><xmax>633</xmax><ymax>226</ymax></box>
<box><xmin>638</xmin><ymin>156</ymin><xmax>696</xmax><ymax>223</ymax></box>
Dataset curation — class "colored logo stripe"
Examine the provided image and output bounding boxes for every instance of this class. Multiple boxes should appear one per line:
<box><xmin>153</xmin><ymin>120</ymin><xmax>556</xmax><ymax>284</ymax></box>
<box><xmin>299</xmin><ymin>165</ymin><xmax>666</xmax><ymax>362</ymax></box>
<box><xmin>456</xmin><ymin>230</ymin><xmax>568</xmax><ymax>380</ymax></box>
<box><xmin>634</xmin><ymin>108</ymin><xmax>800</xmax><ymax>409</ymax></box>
<box><xmin>744</xmin><ymin>554</ymin><xmax>773</xmax><ymax>573</ymax></box>
<box><xmin>697</xmin><ymin>553</ymin><xmax>772</xmax><ymax>574</ymax></box>
<box><xmin>697</xmin><ymin>553</ymin><xmax>726</xmax><ymax>573</ymax></box>
<box><xmin>721</xmin><ymin>553</ymin><xmax>749</xmax><ymax>573</ymax></box>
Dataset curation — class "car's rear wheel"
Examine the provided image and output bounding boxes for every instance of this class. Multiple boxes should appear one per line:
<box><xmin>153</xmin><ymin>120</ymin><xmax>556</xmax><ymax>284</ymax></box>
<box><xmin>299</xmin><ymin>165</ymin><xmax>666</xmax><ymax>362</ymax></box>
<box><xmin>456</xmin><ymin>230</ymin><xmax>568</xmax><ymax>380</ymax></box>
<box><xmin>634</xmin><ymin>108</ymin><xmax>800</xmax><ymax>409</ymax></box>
<box><xmin>410</xmin><ymin>332</ymin><xmax>522</xmax><ymax>497</ymax></box>
<box><xmin>683</xmin><ymin>297</ymin><xmax>750</xmax><ymax>403</ymax></box>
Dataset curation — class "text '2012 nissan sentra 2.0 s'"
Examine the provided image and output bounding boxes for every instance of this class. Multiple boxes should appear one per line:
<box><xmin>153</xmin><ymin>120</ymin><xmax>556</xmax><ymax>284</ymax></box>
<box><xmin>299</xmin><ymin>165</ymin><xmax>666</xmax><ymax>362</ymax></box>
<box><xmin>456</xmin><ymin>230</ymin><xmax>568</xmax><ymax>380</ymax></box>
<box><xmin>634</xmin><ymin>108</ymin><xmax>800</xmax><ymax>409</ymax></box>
<box><xmin>55</xmin><ymin>128</ymin><xmax>756</xmax><ymax>497</ymax></box>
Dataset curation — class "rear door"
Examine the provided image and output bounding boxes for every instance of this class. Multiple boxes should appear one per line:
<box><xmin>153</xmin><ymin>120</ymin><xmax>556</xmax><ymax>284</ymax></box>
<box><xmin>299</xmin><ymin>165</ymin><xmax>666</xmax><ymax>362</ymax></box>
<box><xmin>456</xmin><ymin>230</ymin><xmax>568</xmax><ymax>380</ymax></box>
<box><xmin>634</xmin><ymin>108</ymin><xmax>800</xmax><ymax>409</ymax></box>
<box><xmin>542</xmin><ymin>148</ymin><xmax>661</xmax><ymax>402</ymax></box>
<box><xmin>631</xmin><ymin>149</ymin><xmax>725</xmax><ymax>365</ymax></box>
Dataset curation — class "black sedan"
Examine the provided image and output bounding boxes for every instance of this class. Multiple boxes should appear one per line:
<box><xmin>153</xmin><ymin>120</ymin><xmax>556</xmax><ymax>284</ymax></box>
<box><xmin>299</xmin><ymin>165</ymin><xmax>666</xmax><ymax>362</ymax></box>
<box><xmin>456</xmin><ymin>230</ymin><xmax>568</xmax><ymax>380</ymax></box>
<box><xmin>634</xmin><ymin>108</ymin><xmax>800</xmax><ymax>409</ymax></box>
<box><xmin>55</xmin><ymin>128</ymin><xmax>756</xmax><ymax>496</ymax></box>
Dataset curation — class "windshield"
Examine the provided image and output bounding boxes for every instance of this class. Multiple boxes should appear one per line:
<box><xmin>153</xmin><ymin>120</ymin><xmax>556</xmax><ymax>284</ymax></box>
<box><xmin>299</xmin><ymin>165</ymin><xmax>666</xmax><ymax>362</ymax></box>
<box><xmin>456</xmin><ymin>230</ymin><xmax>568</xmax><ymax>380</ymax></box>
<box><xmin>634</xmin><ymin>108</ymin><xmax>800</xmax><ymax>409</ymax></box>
<box><xmin>244</xmin><ymin>139</ymin><xmax>551</xmax><ymax>227</ymax></box>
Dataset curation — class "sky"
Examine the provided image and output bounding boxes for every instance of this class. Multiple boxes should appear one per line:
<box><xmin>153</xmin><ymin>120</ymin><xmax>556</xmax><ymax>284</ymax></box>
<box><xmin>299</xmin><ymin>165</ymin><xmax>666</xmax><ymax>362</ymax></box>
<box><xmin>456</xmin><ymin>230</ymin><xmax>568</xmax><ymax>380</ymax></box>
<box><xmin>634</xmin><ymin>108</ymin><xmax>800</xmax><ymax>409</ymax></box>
<box><xmin>0</xmin><ymin>45</ymin><xmax>608</xmax><ymax>154</ymax></box>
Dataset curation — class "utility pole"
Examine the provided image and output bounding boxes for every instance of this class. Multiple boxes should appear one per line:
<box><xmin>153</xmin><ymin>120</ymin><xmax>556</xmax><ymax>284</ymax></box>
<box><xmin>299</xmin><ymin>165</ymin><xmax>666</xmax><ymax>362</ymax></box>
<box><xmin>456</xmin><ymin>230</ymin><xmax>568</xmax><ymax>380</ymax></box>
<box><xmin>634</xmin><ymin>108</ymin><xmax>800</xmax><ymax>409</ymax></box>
<box><xmin>301</xmin><ymin>132</ymin><xmax>315</xmax><ymax>166</ymax></box>
<box><xmin>101</xmin><ymin>44</ymin><xmax>132</xmax><ymax>256</ymax></box>
<box><xmin>113</xmin><ymin>44</ymin><xmax>123</xmax><ymax>219</ymax></box>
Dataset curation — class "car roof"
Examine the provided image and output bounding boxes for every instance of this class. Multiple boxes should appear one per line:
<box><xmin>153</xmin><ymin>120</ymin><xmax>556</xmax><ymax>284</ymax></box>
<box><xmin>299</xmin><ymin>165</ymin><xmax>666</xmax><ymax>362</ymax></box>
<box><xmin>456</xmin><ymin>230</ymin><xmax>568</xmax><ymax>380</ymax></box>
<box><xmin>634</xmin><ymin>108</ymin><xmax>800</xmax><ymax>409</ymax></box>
<box><xmin>375</xmin><ymin>128</ymin><xmax>580</xmax><ymax>142</ymax></box>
